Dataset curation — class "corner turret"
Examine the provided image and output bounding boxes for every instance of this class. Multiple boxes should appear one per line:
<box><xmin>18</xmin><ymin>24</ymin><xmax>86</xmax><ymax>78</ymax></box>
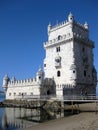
<box><xmin>36</xmin><ymin>67</ymin><xmax>44</xmax><ymax>84</ymax></box>
<box><xmin>84</xmin><ymin>22</ymin><xmax>89</xmax><ymax>30</ymax></box>
<box><xmin>68</xmin><ymin>12</ymin><xmax>74</xmax><ymax>22</ymax></box>
<box><xmin>47</xmin><ymin>23</ymin><xmax>51</xmax><ymax>36</ymax></box>
<box><xmin>2</xmin><ymin>74</ymin><xmax>10</xmax><ymax>92</ymax></box>
<box><xmin>11</xmin><ymin>76</ymin><xmax>16</xmax><ymax>82</ymax></box>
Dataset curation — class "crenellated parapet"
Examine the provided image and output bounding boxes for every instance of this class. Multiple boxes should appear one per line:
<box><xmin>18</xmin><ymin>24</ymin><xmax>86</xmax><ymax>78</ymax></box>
<box><xmin>44</xmin><ymin>13</ymin><xmax>91</xmax><ymax>49</ymax></box>
<box><xmin>49</xmin><ymin>20</ymin><xmax>88</xmax><ymax>34</ymax></box>
<box><xmin>48</xmin><ymin>13</ymin><xmax>89</xmax><ymax>35</ymax></box>
<box><xmin>3</xmin><ymin>67</ymin><xmax>44</xmax><ymax>88</ymax></box>
<box><xmin>8</xmin><ymin>78</ymin><xmax>38</xmax><ymax>87</ymax></box>
<box><xmin>74</xmin><ymin>21</ymin><xmax>89</xmax><ymax>31</ymax></box>
<box><xmin>50</xmin><ymin>20</ymin><xmax>69</xmax><ymax>32</ymax></box>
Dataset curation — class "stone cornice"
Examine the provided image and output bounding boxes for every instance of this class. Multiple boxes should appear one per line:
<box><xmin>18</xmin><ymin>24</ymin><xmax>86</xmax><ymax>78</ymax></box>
<box><xmin>44</xmin><ymin>35</ymin><xmax>94</xmax><ymax>49</ymax></box>
<box><xmin>44</xmin><ymin>37</ymin><xmax>73</xmax><ymax>49</ymax></box>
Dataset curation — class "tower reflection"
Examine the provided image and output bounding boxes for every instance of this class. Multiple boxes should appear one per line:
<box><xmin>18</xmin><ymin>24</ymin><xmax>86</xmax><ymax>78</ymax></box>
<box><xmin>1</xmin><ymin>106</ymin><xmax>65</xmax><ymax>130</ymax></box>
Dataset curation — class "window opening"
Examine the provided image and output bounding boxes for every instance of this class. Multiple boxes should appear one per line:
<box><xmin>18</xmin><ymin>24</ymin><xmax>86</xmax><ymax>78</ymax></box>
<box><xmin>57</xmin><ymin>71</ymin><xmax>61</xmax><ymax>77</ymax></box>
<box><xmin>56</xmin><ymin>46</ymin><xmax>60</xmax><ymax>52</ymax></box>
<box><xmin>73</xmin><ymin>70</ymin><xmax>75</xmax><ymax>73</ymax></box>
<box><xmin>84</xmin><ymin>70</ymin><xmax>86</xmax><ymax>77</ymax></box>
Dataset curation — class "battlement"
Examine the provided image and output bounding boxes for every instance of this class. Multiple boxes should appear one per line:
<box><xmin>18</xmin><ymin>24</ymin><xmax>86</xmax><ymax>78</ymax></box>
<box><xmin>48</xmin><ymin>16</ymin><xmax>88</xmax><ymax>34</ymax></box>
<box><xmin>50</xmin><ymin>20</ymin><xmax>69</xmax><ymax>32</ymax></box>
<box><xmin>8</xmin><ymin>78</ymin><xmax>39</xmax><ymax>87</ymax></box>
<box><xmin>74</xmin><ymin>21</ymin><xmax>88</xmax><ymax>31</ymax></box>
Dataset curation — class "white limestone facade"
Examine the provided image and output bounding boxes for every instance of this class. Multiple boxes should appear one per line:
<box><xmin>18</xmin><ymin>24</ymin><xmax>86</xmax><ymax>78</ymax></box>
<box><xmin>2</xmin><ymin>13</ymin><xmax>97</xmax><ymax>100</ymax></box>
<box><xmin>44</xmin><ymin>13</ymin><xmax>97</xmax><ymax>96</ymax></box>
<box><xmin>2</xmin><ymin>68</ymin><xmax>44</xmax><ymax>100</ymax></box>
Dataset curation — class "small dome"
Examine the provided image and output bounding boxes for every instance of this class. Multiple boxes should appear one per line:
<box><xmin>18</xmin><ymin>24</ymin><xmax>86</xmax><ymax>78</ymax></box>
<box><xmin>37</xmin><ymin>67</ymin><xmax>43</xmax><ymax>75</ymax></box>
<box><xmin>48</xmin><ymin>22</ymin><xmax>51</xmax><ymax>27</ymax></box>
<box><xmin>11</xmin><ymin>76</ymin><xmax>16</xmax><ymax>81</ymax></box>
<box><xmin>84</xmin><ymin>22</ymin><xmax>89</xmax><ymax>29</ymax></box>
<box><xmin>47</xmin><ymin>22</ymin><xmax>51</xmax><ymax>34</ymax></box>
<box><xmin>69</xmin><ymin>12</ymin><xmax>73</xmax><ymax>17</ymax></box>
<box><xmin>38</xmin><ymin>67</ymin><xmax>42</xmax><ymax>72</ymax></box>
<box><xmin>4</xmin><ymin>74</ymin><xmax>9</xmax><ymax>80</ymax></box>
<box><xmin>68</xmin><ymin>12</ymin><xmax>74</xmax><ymax>22</ymax></box>
<box><xmin>70</xmin><ymin>64</ymin><xmax>76</xmax><ymax>69</ymax></box>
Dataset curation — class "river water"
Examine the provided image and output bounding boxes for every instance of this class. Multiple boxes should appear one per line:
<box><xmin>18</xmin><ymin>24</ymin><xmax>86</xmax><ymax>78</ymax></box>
<box><xmin>0</xmin><ymin>95</ymin><xmax>66</xmax><ymax>130</ymax></box>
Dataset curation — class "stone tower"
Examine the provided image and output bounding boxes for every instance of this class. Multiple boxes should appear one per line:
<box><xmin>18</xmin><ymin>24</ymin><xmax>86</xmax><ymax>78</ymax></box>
<box><xmin>44</xmin><ymin>13</ymin><xmax>97</xmax><ymax>96</ymax></box>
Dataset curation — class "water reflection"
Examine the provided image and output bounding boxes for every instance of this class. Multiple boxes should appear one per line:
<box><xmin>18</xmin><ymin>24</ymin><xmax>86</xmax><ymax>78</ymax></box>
<box><xmin>2</xmin><ymin>111</ymin><xmax>8</xmax><ymax>130</ymax></box>
<box><xmin>1</xmin><ymin>107</ymin><xmax>66</xmax><ymax>130</ymax></box>
<box><xmin>1</xmin><ymin>107</ymin><xmax>39</xmax><ymax>130</ymax></box>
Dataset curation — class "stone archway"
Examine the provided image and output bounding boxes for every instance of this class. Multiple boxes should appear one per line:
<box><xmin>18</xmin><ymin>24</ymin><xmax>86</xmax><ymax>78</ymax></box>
<box><xmin>47</xmin><ymin>90</ymin><xmax>51</xmax><ymax>95</ymax></box>
<box><xmin>41</xmin><ymin>78</ymin><xmax>56</xmax><ymax>96</ymax></box>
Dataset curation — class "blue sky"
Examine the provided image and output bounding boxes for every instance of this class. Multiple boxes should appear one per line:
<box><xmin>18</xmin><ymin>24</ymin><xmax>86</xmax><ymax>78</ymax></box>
<box><xmin>0</xmin><ymin>0</ymin><xmax>98</xmax><ymax>90</ymax></box>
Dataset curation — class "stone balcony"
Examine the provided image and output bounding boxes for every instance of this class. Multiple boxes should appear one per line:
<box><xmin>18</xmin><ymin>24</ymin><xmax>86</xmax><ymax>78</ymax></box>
<box><xmin>44</xmin><ymin>33</ymin><xmax>73</xmax><ymax>48</ymax></box>
<box><xmin>44</xmin><ymin>32</ymin><xmax>94</xmax><ymax>48</ymax></box>
<box><xmin>55</xmin><ymin>62</ymin><xmax>61</xmax><ymax>68</ymax></box>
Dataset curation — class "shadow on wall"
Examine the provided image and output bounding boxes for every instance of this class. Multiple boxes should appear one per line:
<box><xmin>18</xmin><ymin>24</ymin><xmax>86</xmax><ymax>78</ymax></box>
<box><xmin>96</xmin><ymin>85</ymin><xmax>98</xmax><ymax>94</ymax></box>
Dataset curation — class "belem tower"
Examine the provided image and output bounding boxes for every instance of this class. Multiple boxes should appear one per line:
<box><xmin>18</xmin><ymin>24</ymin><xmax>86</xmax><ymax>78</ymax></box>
<box><xmin>2</xmin><ymin>13</ymin><xmax>97</xmax><ymax>100</ymax></box>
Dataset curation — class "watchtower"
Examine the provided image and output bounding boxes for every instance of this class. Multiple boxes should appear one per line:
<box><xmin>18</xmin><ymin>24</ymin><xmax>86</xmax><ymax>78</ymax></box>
<box><xmin>44</xmin><ymin>13</ymin><xmax>97</xmax><ymax>96</ymax></box>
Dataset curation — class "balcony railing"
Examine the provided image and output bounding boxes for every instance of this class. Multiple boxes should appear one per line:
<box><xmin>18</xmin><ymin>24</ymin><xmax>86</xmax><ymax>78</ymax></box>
<box><xmin>14</xmin><ymin>94</ymin><xmax>98</xmax><ymax>101</ymax></box>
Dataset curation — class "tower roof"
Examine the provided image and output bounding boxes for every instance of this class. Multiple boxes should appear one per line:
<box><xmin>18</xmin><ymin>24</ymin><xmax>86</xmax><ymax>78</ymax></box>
<box><xmin>37</xmin><ymin>67</ymin><xmax>44</xmax><ymax>75</ymax></box>
<box><xmin>11</xmin><ymin>76</ymin><xmax>16</xmax><ymax>81</ymax></box>
<box><xmin>68</xmin><ymin>12</ymin><xmax>74</xmax><ymax>17</ymax></box>
<box><xmin>68</xmin><ymin>12</ymin><xmax>74</xmax><ymax>22</ymax></box>
<box><xmin>4</xmin><ymin>74</ymin><xmax>9</xmax><ymax>80</ymax></box>
<box><xmin>84</xmin><ymin>22</ymin><xmax>89</xmax><ymax>29</ymax></box>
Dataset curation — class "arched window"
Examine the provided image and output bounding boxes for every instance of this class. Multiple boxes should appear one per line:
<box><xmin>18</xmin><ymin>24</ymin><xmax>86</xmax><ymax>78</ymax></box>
<box><xmin>47</xmin><ymin>90</ymin><xmax>50</xmax><ymax>95</ymax></box>
<box><xmin>82</xmin><ymin>47</ymin><xmax>85</xmax><ymax>52</ymax></box>
<box><xmin>57</xmin><ymin>71</ymin><xmax>61</xmax><ymax>77</ymax></box>
<box><xmin>73</xmin><ymin>70</ymin><xmax>75</xmax><ymax>73</ymax></box>
<box><xmin>58</xmin><ymin>35</ymin><xmax>61</xmax><ymax>40</ymax></box>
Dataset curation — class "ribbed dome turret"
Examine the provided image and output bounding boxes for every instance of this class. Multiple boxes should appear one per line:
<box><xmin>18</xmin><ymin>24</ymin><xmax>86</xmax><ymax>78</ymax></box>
<box><xmin>68</xmin><ymin>12</ymin><xmax>74</xmax><ymax>22</ymax></box>
<box><xmin>3</xmin><ymin>74</ymin><xmax>9</xmax><ymax>80</ymax></box>
<box><xmin>84</xmin><ymin>22</ymin><xmax>89</xmax><ymax>29</ymax></box>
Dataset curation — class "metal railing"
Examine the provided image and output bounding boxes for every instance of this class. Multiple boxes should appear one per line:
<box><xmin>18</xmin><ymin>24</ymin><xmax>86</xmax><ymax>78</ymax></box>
<box><xmin>14</xmin><ymin>94</ymin><xmax>98</xmax><ymax>102</ymax></box>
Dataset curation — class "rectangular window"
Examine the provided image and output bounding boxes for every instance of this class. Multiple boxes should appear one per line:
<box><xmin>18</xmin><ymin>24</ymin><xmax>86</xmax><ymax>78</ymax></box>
<box><xmin>57</xmin><ymin>71</ymin><xmax>61</xmax><ymax>77</ymax></box>
<box><xmin>44</xmin><ymin>64</ymin><xmax>46</xmax><ymax>67</ymax></box>
<box><xmin>56</xmin><ymin>47</ymin><xmax>60</xmax><ymax>52</ymax></box>
<box><xmin>84</xmin><ymin>70</ymin><xmax>86</xmax><ymax>77</ymax></box>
